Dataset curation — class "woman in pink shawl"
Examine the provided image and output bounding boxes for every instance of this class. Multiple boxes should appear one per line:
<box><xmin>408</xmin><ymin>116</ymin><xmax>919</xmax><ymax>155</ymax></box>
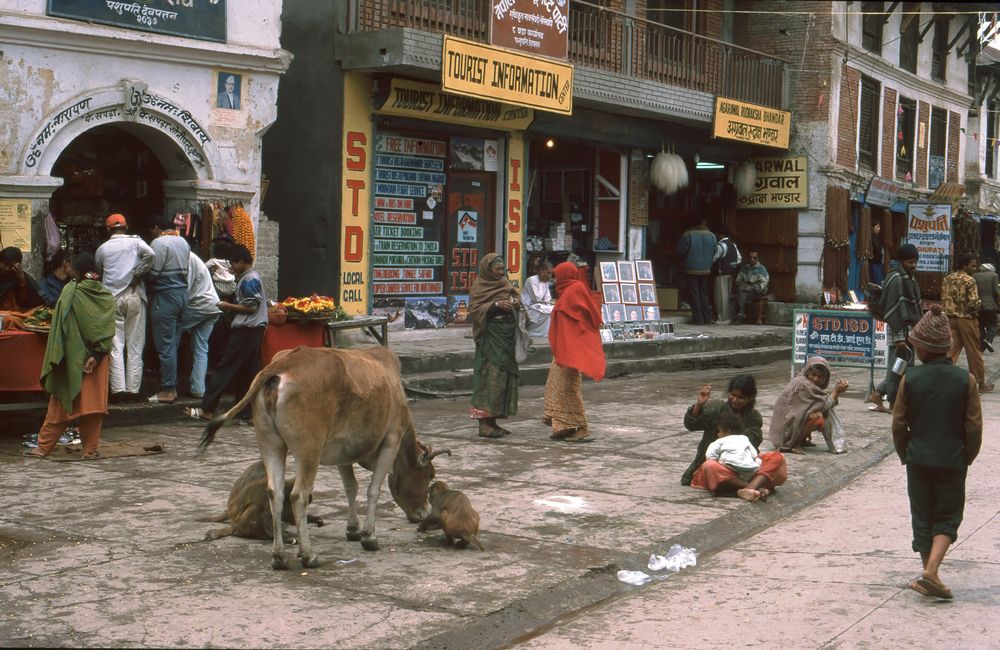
<box><xmin>542</xmin><ymin>262</ymin><xmax>606</xmax><ymax>442</ymax></box>
<box><xmin>765</xmin><ymin>356</ymin><xmax>849</xmax><ymax>454</ymax></box>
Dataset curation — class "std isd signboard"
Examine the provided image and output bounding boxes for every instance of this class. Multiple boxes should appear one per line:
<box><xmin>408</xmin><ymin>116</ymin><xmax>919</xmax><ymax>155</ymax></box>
<box><xmin>793</xmin><ymin>310</ymin><xmax>887</xmax><ymax>369</ymax></box>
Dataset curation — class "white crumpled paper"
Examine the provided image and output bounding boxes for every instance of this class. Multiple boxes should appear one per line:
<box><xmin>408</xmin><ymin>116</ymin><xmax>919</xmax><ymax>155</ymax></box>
<box><xmin>616</xmin><ymin>570</ymin><xmax>653</xmax><ymax>586</ymax></box>
<box><xmin>648</xmin><ymin>543</ymin><xmax>698</xmax><ymax>572</ymax></box>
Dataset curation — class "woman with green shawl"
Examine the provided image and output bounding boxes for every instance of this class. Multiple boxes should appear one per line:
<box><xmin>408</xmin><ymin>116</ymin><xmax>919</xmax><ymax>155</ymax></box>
<box><xmin>468</xmin><ymin>253</ymin><xmax>521</xmax><ymax>438</ymax></box>
<box><xmin>24</xmin><ymin>252</ymin><xmax>115</xmax><ymax>459</ymax></box>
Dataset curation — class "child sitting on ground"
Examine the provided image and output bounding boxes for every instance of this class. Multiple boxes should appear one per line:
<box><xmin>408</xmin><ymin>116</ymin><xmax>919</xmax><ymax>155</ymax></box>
<box><xmin>764</xmin><ymin>356</ymin><xmax>849</xmax><ymax>455</ymax></box>
<box><xmin>704</xmin><ymin>411</ymin><xmax>761</xmax><ymax>482</ymax></box>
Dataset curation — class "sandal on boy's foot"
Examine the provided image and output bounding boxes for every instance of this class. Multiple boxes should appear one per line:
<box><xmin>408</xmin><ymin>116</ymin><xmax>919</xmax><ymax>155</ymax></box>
<box><xmin>915</xmin><ymin>577</ymin><xmax>953</xmax><ymax>599</ymax></box>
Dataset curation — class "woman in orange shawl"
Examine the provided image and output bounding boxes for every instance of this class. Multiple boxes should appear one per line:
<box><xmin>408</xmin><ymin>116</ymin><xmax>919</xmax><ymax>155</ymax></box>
<box><xmin>543</xmin><ymin>262</ymin><xmax>606</xmax><ymax>442</ymax></box>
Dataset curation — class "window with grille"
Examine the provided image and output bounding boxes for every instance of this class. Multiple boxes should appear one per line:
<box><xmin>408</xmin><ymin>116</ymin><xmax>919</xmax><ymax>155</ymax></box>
<box><xmin>861</xmin><ymin>2</ymin><xmax>884</xmax><ymax>53</ymax></box>
<box><xmin>858</xmin><ymin>76</ymin><xmax>881</xmax><ymax>171</ymax></box>
<box><xmin>898</xmin><ymin>3</ymin><xmax>918</xmax><ymax>73</ymax></box>
<box><xmin>928</xmin><ymin>107</ymin><xmax>947</xmax><ymax>189</ymax></box>
<box><xmin>896</xmin><ymin>97</ymin><xmax>916</xmax><ymax>181</ymax></box>
<box><xmin>647</xmin><ymin>0</ymin><xmax>704</xmax><ymax>33</ymax></box>
<box><xmin>931</xmin><ymin>17</ymin><xmax>949</xmax><ymax>82</ymax></box>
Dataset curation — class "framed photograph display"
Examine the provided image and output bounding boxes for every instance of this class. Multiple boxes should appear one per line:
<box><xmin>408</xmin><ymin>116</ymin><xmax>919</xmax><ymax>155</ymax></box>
<box><xmin>635</xmin><ymin>260</ymin><xmax>654</xmax><ymax>281</ymax></box>
<box><xmin>599</xmin><ymin>261</ymin><xmax>618</xmax><ymax>283</ymax></box>
<box><xmin>643</xmin><ymin>305</ymin><xmax>661</xmax><ymax>321</ymax></box>
<box><xmin>624</xmin><ymin>305</ymin><xmax>643</xmax><ymax>322</ymax></box>
<box><xmin>617</xmin><ymin>261</ymin><xmax>636</xmax><ymax>283</ymax></box>
<box><xmin>638</xmin><ymin>283</ymin><xmax>657</xmax><ymax>304</ymax></box>
<box><xmin>605</xmin><ymin>302</ymin><xmax>625</xmax><ymax>323</ymax></box>
<box><xmin>600</xmin><ymin>328</ymin><xmax>614</xmax><ymax>343</ymax></box>
<box><xmin>620</xmin><ymin>283</ymin><xmax>638</xmax><ymax>304</ymax></box>
<box><xmin>602</xmin><ymin>283</ymin><xmax>621</xmax><ymax>304</ymax></box>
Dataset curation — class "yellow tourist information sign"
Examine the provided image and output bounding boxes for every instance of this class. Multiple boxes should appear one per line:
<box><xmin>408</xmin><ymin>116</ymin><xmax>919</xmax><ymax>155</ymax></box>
<box><xmin>442</xmin><ymin>35</ymin><xmax>573</xmax><ymax>115</ymax></box>
<box><xmin>712</xmin><ymin>97</ymin><xmax>791</xmax><ymax>149</ymax></box>
<box><xmin>375</xmin><ymin>78</ymin><xmax>534</xmax><ymax>131</ymax></box>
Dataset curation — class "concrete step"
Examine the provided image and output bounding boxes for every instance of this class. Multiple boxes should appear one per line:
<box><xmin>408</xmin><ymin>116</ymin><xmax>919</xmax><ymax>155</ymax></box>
<box><xmin>397</xmin><ymin>328</ymin><xmax>793</xmax><ymax>375</ymax></box>
<box><xmin>402</xmin><ymin>344</ymin><xmax>790</xmax><ymax>397</ymax></box>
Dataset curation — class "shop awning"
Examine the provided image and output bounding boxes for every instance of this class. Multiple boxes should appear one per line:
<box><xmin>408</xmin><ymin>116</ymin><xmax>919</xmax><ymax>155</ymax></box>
<box><xmin>970</xmin><ymin>212</ymin><xmax>1000</xmax><ymax>222</ymax></box>
<box><xmin>928</xmin><ymin>182</ymin><xmax>966</xmax><ymax>207</ymax></box>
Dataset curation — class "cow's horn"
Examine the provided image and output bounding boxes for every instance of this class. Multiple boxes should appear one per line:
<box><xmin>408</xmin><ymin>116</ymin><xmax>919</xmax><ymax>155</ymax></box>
<box><xmin>420</xmin><ymin>447</ymin><xmax>452</xmax><ymax>465</ymax></box>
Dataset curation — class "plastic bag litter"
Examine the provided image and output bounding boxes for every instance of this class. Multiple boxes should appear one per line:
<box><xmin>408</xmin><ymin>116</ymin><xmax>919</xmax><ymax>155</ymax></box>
<box><xmin>617</xmin><ymin>570</ymin><xmax>653</xmax><ymax>586</ymax></box>
<box><xmin>648</xmin><ymin>544</ymin><xmax>698</xmax><ymax>572</ymax></box>
<box><xmin>823</xmin><ymin>407</ymin><xmax>848</xmax><ymax>454</ymax></box>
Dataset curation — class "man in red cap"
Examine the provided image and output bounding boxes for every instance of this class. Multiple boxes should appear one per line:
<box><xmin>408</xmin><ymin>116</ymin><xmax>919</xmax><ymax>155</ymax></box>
<box><xmin>94</xmin><ymin>213</ymin><xmax>154</xmax><ymax>397</ymax></box>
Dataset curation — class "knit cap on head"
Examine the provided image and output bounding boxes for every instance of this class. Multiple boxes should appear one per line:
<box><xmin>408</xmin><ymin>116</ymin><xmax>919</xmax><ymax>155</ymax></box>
<box><xmin>908</xmin><ymin>304</ymin><xmax>951</xmax><ymax>353</ymax></box>
<box><xmin>897</xmin><ymin>244</ymin><xmax>919</xmax><ymax>261</ymax></box>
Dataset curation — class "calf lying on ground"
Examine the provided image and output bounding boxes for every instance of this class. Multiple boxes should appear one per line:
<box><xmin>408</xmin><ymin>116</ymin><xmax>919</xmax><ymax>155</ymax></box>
<box><xmin>418</xmin><ymin>480</ymin><xmax>484</xmax><ymax>550</ymax></box>
<box><xmin>201</xmin><ymin>460</ymin><xmax>324</xmax><ymax>541</ymax></box>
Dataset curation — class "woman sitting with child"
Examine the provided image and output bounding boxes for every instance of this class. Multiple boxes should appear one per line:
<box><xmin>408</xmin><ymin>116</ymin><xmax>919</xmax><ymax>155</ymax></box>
<box><xmin>692</xmin><ymin>410</ymin><xmax>788</xmax><ymax>502</ymax></box>
<box><xmin>765</xmin><ymin>356</ymin><xmax>848</xmax><ymax>455</ymax></box>
<box><xmin>681</xmin><ymin>374</ymin><xmax>763</xmax><ymax>486</ymax></box>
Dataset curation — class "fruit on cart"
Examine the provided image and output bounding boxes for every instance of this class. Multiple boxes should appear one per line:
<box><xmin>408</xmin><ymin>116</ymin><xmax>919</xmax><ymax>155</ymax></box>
<box><xmin>23</xmin><ymin>305</ymin><xmax>54</xmax><ymax>328</ymax></box>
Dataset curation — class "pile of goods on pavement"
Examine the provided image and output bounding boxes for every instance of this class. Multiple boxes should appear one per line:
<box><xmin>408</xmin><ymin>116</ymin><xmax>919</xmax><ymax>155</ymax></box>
<box><xmin>279</xmin><ymin>295</ymin><xmax>350</xmax><ymax>321</ymax></box>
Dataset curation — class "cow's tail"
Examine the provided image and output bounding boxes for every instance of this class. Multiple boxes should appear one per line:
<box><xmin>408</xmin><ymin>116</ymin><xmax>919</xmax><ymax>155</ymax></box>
<box><xmin>196</xmin><ymin>370</ymin><xmax>281</xmax><ymax>454</ymax></box>
<box><xmin>464</xmin><ymin>534</ymin><xmax>485</xmax><ymax>551</ymax></box>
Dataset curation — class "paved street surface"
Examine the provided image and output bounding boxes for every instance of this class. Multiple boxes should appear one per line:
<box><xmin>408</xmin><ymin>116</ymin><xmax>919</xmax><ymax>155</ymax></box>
<box><xmin>0</xmin><ymin>354</ymin><xmax>996</xmax><ymax>648</ymax></box>
<box><xmin>516</xmin><ymin>398</ymin><xmax>1000</xmax><ymax>649</ymax></box>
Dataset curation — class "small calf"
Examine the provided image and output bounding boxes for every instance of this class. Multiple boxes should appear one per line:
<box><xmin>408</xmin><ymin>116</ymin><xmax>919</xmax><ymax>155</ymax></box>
<box><xmin>418</xmin><ymin>480</ymin><xmax>484</xmax><ymax>550</ymax></box>
<box><xmin>202</xmin><ymin>461</ymin><xmax>323</xmax><ymax>541</ymax></box>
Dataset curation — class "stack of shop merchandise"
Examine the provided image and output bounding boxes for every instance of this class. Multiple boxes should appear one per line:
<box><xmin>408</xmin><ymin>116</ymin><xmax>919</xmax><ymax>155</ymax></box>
<box><xmin>526</xmin><ymin>235</ymin><xmax>545</xmax><ymax>252</ymax></box>
<box><xmin>546</xmin><ymin>223</ymin><xmax>570</xmax><ymax>251</ymax></box>
<box><xmin>22</xmin><ymin>427</ymin><xmax>81</xmax><ymax>449</ymax></box>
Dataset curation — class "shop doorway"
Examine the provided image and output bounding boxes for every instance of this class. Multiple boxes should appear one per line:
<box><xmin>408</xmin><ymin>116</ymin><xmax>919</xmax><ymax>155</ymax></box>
<box><xmin>49</xmin><ymin>125</ymin><xmax>183</xmax><ymax>253</ymax></box>
<box><xmin>446</xmin><ymin>171</ymin><xmax>494</xmax><ymax>296</ymax></box>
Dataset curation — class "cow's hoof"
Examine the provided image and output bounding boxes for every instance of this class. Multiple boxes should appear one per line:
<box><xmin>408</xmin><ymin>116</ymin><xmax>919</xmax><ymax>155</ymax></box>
<box><xmin>346</xmin><ymin>526</ymin><xmax>362</xmax><ymax>542</ymax></box>
<box><xmin>361</xmin><ymin>537</ymin><xmax>380</xmax><ymax>551</ymax></box>
<box><xmin>300</xmin><ymin>553</ymin><xmax>320</xmax><ymax>568</ymax></box>
<box><xmin>272</xmin><ymin>554</ymin><xmax>290</xmax><ymax>571</ymax></box>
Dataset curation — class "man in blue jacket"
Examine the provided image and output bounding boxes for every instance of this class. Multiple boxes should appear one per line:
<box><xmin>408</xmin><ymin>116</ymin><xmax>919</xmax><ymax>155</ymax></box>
<box><xmin>676</xmin><ymin>217</ymin><xmax>716</xmax><ymax>325</ymax></box>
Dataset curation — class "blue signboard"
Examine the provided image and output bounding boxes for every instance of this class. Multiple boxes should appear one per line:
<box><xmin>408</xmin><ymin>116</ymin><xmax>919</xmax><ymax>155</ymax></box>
<box><xmin>793</xmin><ymin>309</ymin><xmax>887</xmax><ymax>369</ymax></box>
<box><xmin>48</xmin><ymin>0</ymin><xmax>226</xmax><ymax>43</ymax></box>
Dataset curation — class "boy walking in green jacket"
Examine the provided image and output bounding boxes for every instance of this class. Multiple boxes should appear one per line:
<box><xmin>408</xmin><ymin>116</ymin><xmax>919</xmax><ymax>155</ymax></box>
<box><xmin>892</xmin><ymin>305</ymin><xmax>982</xmax><ymax>600</ymax></box>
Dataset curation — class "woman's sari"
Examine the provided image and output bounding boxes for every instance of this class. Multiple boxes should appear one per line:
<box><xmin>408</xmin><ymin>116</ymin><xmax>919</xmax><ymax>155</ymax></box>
<box><xmin>469</xmin><ymin>253</ymin><xmax>519</xmax><ymax>418</ymax></box>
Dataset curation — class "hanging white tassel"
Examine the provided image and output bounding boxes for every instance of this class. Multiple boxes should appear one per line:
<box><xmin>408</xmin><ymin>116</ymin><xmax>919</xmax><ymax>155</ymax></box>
<box><xmin>670</xmin><ymin>154</ymin><xmax>689</xmax><ymax>191</ymax></box>
<box><xmin>650</xmin><ymin>152</ymin><xmax>678</xmax><ymax>195</ymax></box>
<box><xmin>733</xmin><ymin>161</ymin><xmax>756</xmax><ymax>197</ymax></box>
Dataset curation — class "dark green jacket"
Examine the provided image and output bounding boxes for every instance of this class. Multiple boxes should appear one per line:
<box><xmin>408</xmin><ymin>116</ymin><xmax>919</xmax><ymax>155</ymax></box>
<box><xmin>684</xmin><ymin>398</ymin><xmax>763</xmax><ymax>449</ymax></box>
<box><xmin>892</xmin><ymin>358</ymin><xmax>982</xmax><ymax>468</ymax></box>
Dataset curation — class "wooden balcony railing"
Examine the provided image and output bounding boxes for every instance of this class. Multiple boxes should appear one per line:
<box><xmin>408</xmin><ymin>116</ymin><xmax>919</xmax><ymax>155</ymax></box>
<box><xmin>352</xmin><ymin>0</ymin><xmax>788</xmax><ymax>109</ymax></box>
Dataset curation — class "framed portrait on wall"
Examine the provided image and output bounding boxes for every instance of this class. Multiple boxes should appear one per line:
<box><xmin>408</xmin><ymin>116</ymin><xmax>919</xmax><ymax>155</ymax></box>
<box><xmin>620</xmin><ymin>283</ymin><xmax>638</xmax><ymax>304</ymax></box>
<box><xmin>605</xmin><ymin>302</ymin><xmax>624</xmax><ymax>323</ymax></box>
<box><xmin>599</xmin><ymin>261</ymin><xmax>618</xmax><ymax>283</ymax></box>
<box><xmin>624</xmin><ymin>305</ymin><xmax>643</xmax><ymax>322</ymax></box>
<box><xmin>617</xmin><ymin>261</ymin><xmax>636</xmax><ymax>283</ymax></box>
<box><xmin>602</xmin><ymin>283</ymin><xmax>621</xmax><ymax>304</ymax></box>
<box><xmin>635</xmin><ymin>260</ymin><xmax>654</xmax><ymax>282</ymax></box>
<box><xmin>643</xmin><ymin>305</ymin><xmax>661</xmax><ymax>321</ymax></box>
<box><xmin>638</xmin><ymin>283</ymin><xmax>657</xmax><ymax>304</ymax></box>
<box><xmin>600</xmin><ymin>328</ymin><xmax>614</xmax><ymax>343</ymax></box>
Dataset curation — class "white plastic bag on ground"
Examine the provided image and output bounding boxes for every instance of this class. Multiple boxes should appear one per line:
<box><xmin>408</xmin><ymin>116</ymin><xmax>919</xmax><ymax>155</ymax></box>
<box><xmin>648</xmin><ymin>543</ymin><xmax>698</xmax><ymax>572</ymax></box>
<box><xmin>617</xmin><ymin>570</ymin><xmax>653</xmax><ymax>586</ymax></box>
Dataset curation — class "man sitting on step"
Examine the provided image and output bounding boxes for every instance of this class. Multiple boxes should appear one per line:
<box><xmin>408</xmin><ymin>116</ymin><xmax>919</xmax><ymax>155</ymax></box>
<box><xmin>733</xmin><ymin>251</ymin><xmax>769</xmax><ymax>324</ymax></box>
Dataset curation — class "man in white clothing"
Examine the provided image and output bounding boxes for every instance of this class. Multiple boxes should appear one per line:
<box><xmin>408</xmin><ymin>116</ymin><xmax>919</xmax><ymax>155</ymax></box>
<box><xmin>94</xmin><ymin>213</ymin><xmax>154</xmax><ymax>396</ymax></box>
<box><xmin>521</xmin><ymin>260</ymin><xmax>555</xmax><ymax>337</ymax></box>
<box><xmin>183</xmin><ymin>253</ymin><xmax>221</xmax><ymax>398</ymax></box>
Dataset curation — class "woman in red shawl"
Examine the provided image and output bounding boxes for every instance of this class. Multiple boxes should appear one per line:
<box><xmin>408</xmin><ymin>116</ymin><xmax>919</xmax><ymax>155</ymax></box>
<box><xmin>543</xmin><ymin>262</ymin><xmax>606</xmax><ymax>442</ymax></box>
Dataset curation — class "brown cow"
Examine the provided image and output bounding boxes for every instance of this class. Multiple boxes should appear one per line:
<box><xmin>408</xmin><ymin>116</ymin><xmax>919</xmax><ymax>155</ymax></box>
<box><xmin>197</xmin><ymin>345</ymin><xmax>450</xmax><ymax>570</ymax></box>
<box><xmin>201</xmin><ymin>460</ymin><xmax>324</xmax><ymax>541</ymax></box>
<box><xmin>418</xmin><ymin>480</ymin><xmax>485</xmax><ymax>551</ymax></box>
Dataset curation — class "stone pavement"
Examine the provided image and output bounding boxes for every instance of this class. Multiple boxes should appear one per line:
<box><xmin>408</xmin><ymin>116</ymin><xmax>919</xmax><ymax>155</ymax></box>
<box><xmin>0</xmin><ymin>351</ymin><xmax>996</xmax><ymax>648</ymax></box>
<box><xmin>517</xmin><ymin>392</ymin><xmax>1000</xmax><ymax>649</ymax></box>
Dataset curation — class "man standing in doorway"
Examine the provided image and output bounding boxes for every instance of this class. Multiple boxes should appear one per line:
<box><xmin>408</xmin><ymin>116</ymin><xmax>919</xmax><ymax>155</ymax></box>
<box><xmin>711</xmin><ymin>226</ymin><xmax>741</xmax><ymax>323</ymax></box>
<box><xmin>147</xmin><ymin>214</ymin><xmax>190</xmax><ymax>403</ymax></box>
<box><xmin>941</xmin><ymin>253</ymin><xmax>993</xmax><ymax>393</ymax></box>
<box><xmin>95</xmin><ymin>213</ymin><xmax>154</xmax><ymax>397</ymax></box>
<box><xmin>676</xmin><ymin>217</ymin><xmax>716</xmax><ymax>325</ymax></box>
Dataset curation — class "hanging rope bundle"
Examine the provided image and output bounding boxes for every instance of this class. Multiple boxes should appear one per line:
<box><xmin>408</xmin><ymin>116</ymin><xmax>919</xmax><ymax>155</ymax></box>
<box><xmin>822</xmin><ymin>186</ymin><xmax>851</xmax><ymax>295</ymax></box>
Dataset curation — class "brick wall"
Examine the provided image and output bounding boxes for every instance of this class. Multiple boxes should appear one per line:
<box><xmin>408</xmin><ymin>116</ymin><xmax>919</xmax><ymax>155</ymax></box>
<box><xmin>733</xmin><ymin>1</ymin><xmax>835</xmax><ymax>123</ymax></box>
<box><xmin>255</xmin><ymin>212</ymin><xmax>279</xmax><ymax>301</ymax></box>
<box><xmin>916</xmin><ymin>100</ymin><xmax>929</xmax><ymax>187</ymax></box>
<box><xmin>837</xmin><ymin>67</ymin><xmax>860</xmax><ymax>168</ymax></box>
<box><xmin>881</xmin><ymin>87</ymin><xmax>897</xmax><ymax>179</ymax></box>
<box><xmin>947</xmin><ymin>110</ymin><xmax>960</xmax><ymax>183</ymax></box>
